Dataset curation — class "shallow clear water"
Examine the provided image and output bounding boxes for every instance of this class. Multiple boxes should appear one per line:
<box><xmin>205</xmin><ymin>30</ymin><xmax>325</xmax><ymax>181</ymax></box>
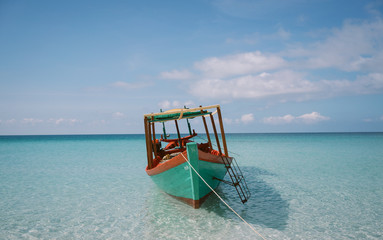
<box><xmin>1</xmin><ymin>133</ymin><xmax>382</xmax><ymax>239</ymax></box>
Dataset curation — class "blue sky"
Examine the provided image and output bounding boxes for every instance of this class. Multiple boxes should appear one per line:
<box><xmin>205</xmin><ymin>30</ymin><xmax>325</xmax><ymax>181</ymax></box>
<box><xmin>1</xmin><ymin>0</ymin><xmax>383</xmax><ymax>134</ymax></box>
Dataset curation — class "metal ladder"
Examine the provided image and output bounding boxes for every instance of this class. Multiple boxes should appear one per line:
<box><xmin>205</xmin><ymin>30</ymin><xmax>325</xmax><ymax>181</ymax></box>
<box><xmin>196</xmin><ymin>134</ymin><xmax>251</xmax><ymax>203</ymax></box>
<box><xmin>217</xmin><ymin>156</ymin><xmax>251</xmax><ymax>204</ymax></box>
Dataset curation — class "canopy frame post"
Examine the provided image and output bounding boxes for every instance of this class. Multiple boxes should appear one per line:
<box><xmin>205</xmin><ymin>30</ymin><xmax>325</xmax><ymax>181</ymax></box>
<box><xmin>151</xmin><ymin>120</ymin><xmax>157</xmax><ymax>158</ymax></box>
<box><xmin>160</xmin><ymin>109</ymin><xmax>167</xmax><ymax>139</ymax></box>
<box><xmin>174</xmin><ymin>120</ymin><xmax>182</xmax><ymax>148</ymax></box>
<box><xmin>216</xmin><ymin>106</ymin><xmax>229</xmax><ymax>157</ymax></box>
<box><xmin>144</xmin><ymin>117</ymin><xmax>153</xmax><ymax>169</ymax></box>
<box><xmin>210</xmin><ymin>113</ymin><xmax>222</xmax><ymax>155</ymax></box>
<box><xmin>200</xmin><ymin>106</ymin><xmax>212</xmax><ymax>150</ymax></box>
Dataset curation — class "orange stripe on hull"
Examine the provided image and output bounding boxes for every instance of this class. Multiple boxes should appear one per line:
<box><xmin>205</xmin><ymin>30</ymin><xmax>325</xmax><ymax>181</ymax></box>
<box><xmin>145</xmin><ymin>150</ymin><xmax>230</xmax><ymax>176</ymax></box>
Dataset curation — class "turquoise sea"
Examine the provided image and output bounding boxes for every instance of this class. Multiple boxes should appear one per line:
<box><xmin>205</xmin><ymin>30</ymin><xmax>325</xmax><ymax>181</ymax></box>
<box><xmin>1</xmin><ymin>133</ymin><xmax>382</xmax><ymax>239</ymax></box>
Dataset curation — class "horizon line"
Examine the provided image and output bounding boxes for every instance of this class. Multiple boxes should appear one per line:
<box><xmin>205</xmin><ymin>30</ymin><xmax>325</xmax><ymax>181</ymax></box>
<box><xmin>1</xmin><ymin>131</ymin><xmax>382</xmax><ymax>137</ymax></box>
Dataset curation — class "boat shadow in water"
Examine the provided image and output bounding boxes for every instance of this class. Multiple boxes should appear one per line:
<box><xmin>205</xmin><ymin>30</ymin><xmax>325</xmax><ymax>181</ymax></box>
<box><xmin>202</xmin><ymin>166</ymin><xmax>289</xmax><ymax>230</ymax></box>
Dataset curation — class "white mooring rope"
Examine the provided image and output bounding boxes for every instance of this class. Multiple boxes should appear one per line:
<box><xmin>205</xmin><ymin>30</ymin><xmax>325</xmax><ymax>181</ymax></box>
<box><xmin>180</xmin><ymin>153</ymin><xmax>267</xmax><ymax>240</ymax></box>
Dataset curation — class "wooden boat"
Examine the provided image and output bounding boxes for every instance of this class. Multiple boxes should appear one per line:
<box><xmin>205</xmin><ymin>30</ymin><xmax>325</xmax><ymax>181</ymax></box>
<box><xmin>144</xmin><ymin>105</ymin><xmax>250</xmax><ymax>208</ymax></box>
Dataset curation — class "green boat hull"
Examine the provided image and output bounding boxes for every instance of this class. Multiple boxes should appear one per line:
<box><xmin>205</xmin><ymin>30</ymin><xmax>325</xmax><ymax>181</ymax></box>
<box><xmin>146</xmin><ymin>143</ymin><xmax>229</xmax><ymax>208</ymax></box>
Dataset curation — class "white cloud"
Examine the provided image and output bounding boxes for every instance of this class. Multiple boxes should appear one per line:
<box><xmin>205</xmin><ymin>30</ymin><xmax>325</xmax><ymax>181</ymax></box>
<box><xmin>161</xmin><ymin>17</ymin><xmax>383</xmax><ymax>103</ymax></box>
<box><xmin>194</xmin><ymin>51</ymin><xmax>286</xmax><ymax>78</ymax></box>
<box><xmin>263</xmin><ymin>112</ymin><xmax>330</xmax><ymax>125</ymax></box>
<box><xmin>55</xmin><ymin>119</ymin><xmax>65</xmax><ymax>124</ymax></box>
<box><xmin>112</xmin><ymin>81</ymin><xmax>152</xmax><ymax>90</ymax></box>
<box><xmin>240</xmin><ymin>113</ymin><xmax>254</xmax><ymax>124</ymax></box>
<box><xmin>113</xmin><ymin>112</ymin><xmax>124</xmax><ymax>119</ymax></box>
<box><xmin>172</xmin><ymin>101</ymin><xmax>182</xmax><ymax>108</ymax></box>
<box><xmin>223</xmin><ymin>113</ymin><xmax>254</xmax><ymax>125</ymax></box>
<box><xmin>22</xmin><ymin>118</ymin><xmax>44</xmax><ymax>124</ymax></box>
<box><xmin>186</xmin><ymin>18</ymin><xmax>383</xmax><ymax>101</ymax></box>
<box><xmin>160</xmin><ymin>70</ymin><xmax>194</xmax><ymax>80</ymax></box>
<box><xmin>158</xmin><ymin>100</ymin><xmax>171</xmax><ymax>109</ymax></box>
<box><xmin>184</xmin><ymin>100</ymin><xmax>195</xmax><ymax>108</ymax></box>
<box><xmin>366</xmin><ymin>2</ymin><xmax>383</xmax><ymax>17</ymax></box>
<box><xmin>352</xmin><ymin>73</ymin><xmax>383</xmax><ymax>94</ymax></box>
<box><xmin>158</xmin><ymin>100</ymin><xmax>195</xmax><ymax>110</ymax></box>
<box><xmin>190</xmin><ymin>70</ymin><xmax>383</xmax><ymax>101</ymax></box>
<box><xmin>190</xmin><ymin>70</ymin><xmax>316</xmax><ymax>100</ymax></box>
<box><xmin>365</xmin><ymin>115</ymin><xmax>383</xmax><ymax>122</ymax></box>
<box><xmin>297</xmin><ymin>112</ymin><xmax>330</xmax><ymax>124</ymax></box>
<box><xmin>286</xmin><ymin>18</ymin><xmax>383</xmax><ymax>72</ymax></box>
<box><xmin>263</xmin><ymin>114</ymin><xmax>295</xmax><ymax>124</ymax></box>
<box><xmin>48</xmin><ymin>118</ymin><xmax>80</xmax><ymax>125</ymax></box>
<box><xmin>89</xmin><ymin>119</ymin><xmax>108</xmax><ymax>126</ymax></box>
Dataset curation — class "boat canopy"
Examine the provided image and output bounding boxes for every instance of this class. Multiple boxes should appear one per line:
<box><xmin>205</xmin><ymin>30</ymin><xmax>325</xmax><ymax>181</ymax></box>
<box><xmin>144</xmin><ymin>105</ymin><xmax>219</xmax><ymax>123</ymax></box>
